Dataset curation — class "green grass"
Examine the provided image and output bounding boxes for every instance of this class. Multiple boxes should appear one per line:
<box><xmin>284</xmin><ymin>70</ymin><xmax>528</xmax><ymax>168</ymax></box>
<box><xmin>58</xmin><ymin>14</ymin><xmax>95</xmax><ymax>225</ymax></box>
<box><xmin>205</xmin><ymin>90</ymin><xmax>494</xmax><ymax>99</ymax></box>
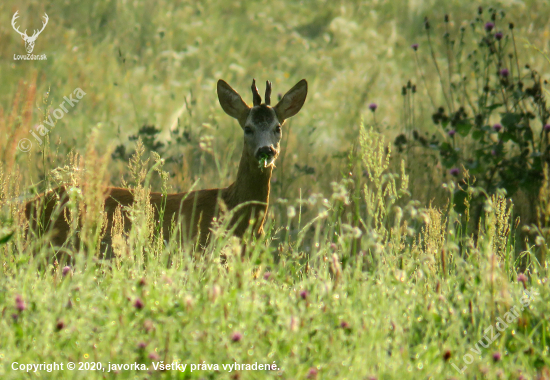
<box><xmin>1</xmin><ymin>0</ymin><xmax>550</xmax><ymax>379</ymax></box>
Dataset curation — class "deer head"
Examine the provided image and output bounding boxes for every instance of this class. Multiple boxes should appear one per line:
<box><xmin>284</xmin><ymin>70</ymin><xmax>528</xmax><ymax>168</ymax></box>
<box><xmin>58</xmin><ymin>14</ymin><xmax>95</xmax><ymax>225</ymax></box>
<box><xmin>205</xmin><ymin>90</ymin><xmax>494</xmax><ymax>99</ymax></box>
<box><xmin>217</xmin><ymin>79</ymin><xmax>308</xmax><ymax>167</ymax></box>
<box><xmin>12</xmin><ymin>11</ymin><xmax>49</xmax><ymax>54</ymax></box>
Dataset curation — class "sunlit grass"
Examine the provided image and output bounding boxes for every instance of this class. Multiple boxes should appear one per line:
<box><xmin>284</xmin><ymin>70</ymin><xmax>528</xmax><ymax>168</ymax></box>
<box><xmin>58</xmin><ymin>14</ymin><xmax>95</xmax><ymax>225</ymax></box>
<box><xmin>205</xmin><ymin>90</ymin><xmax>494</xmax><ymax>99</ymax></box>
<box><xmin>1</xmin><ymin>0</ymin><xmax>550</xmax><ymax>378</ymax></box>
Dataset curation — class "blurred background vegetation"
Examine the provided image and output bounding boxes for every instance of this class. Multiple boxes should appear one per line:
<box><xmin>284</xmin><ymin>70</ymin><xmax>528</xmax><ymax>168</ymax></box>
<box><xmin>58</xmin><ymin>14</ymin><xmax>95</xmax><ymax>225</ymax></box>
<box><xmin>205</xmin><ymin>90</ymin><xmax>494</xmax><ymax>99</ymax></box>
<box><xmin>1</xmin><ymin>0</ymin><xmax>548</xmax><ymax>208</ymax></box>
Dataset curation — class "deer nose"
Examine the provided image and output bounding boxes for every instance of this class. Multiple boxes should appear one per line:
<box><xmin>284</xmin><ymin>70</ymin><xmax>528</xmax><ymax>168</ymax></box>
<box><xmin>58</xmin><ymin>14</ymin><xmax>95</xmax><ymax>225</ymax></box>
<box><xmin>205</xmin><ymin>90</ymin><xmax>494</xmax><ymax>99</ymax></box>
<box><xmin>256</xmin><ymin>146</ymin><xmax>276</xmax><ymax>160</ymax></box>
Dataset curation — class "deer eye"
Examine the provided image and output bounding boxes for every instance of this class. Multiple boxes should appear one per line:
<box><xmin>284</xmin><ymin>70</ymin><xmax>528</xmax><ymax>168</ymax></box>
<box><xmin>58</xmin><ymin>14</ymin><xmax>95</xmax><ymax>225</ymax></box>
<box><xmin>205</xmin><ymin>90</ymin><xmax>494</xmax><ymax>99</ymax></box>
<box><xmin>244</xmin><ymin>127</ymin><xmax>253</xmax><ymax>135</ymax></box>
<box><xmin>275</xmin><ymin>125</ymin><xmax>281</xmax><ymax>134</ymax></box>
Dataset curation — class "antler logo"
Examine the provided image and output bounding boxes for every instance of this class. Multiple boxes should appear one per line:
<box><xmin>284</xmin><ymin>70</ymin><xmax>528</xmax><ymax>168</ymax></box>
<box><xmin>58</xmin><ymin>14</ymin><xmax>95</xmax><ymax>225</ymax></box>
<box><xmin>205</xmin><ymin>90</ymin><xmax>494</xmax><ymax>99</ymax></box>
<box><xmin>11</xmin><ymin>11</ymin><xmax>49</xmax><ymax>54</ymax></box>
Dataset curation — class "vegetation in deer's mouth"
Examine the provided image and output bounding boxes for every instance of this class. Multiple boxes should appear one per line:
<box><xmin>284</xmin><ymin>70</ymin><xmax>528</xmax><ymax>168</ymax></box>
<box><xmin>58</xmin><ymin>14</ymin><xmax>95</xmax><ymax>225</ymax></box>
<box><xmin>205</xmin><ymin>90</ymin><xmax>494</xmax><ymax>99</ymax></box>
<box><xmin>258</xmin><ymin>153</ymin><xmax>270</xmax><ymax>168</ymax></box>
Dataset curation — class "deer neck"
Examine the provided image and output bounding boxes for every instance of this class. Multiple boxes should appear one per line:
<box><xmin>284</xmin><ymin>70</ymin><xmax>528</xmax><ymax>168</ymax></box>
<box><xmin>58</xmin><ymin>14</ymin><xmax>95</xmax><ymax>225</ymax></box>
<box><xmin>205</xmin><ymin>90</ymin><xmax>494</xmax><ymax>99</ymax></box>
<box><xmin>225</xmin><ymin>146</ymin><xmax>273</xmax><ymax>208</ymax></box>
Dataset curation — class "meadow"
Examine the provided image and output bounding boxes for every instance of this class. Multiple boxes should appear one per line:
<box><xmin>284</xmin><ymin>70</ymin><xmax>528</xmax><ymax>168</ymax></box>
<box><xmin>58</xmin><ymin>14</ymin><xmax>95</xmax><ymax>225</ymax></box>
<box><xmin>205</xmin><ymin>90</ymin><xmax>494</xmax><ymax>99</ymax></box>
<box><xmin>1</xmin><ymin>0</ymin><xmax>550</xmax><ymax>378</ymax></box>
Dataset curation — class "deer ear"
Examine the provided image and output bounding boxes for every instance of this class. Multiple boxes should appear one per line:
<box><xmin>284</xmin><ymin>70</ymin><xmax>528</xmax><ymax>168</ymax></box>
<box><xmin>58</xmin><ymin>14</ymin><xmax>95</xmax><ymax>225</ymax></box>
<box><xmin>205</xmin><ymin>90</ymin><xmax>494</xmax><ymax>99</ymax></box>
<box><xmin>217</xmin><ymin>80</ymin><xmax>250</xmax><ymax>120</ymax></box>
<box><xmin>274</xmin><ymin>79</ymin><xmax>308</xmax><ymax>122</ymax></box>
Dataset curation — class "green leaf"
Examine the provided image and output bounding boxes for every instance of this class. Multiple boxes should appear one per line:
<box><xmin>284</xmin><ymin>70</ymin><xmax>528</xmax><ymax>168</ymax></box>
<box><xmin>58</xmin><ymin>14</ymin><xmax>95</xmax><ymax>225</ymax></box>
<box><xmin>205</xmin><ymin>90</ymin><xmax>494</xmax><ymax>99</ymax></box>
<box><xmin>485</xmin><ymin>103</ymin><xmax>503</xmax><ymax>111</ymax></box>
<box><xmin>500</xmin><ymin>113</ymin><xmax>522</xmax><ymax>129</ymax></box>
<box><xmin>501</xmin><ymin>132</ymin><xmax>515</xmax><ymax>143</ymax></box>
<box><xmin>0</xmin><ymin>231</ymin><xmax>14</xmax><ymax>245</ymax></box>
<box><xmin>472</xmin><ymin>130</ymin><xmax>484</xmax><ymax>141</ymax></box>
<box><xmin>455</xmin><ymin>121</ymin><xmax>472</xmax><ymax>137</ymax></box>
<box><xmin>439</xmin><ymin>142</ymin><xmax>453</xmax><ymax>152</ymax></box>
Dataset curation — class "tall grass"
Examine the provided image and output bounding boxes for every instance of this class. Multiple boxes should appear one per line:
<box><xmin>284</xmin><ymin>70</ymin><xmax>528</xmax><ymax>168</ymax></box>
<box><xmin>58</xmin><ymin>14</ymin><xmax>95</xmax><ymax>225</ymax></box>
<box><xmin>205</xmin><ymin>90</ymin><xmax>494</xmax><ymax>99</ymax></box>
<box><xmin>1</xmin><ymin>0</ymin><xmax>550</xmax><ymax>378</ymax></box>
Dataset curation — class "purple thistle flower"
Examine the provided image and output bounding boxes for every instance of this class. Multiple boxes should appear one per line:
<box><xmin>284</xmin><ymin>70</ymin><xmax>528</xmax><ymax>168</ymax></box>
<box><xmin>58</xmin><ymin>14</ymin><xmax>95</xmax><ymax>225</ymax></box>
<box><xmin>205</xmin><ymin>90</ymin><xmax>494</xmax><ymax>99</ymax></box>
<box><xmin>340</xmin><ymin>321</ymin><xmax>351</xmax><ymax>330</ymax></box>
<box><xmin>495</xmin><ymin>32</ymin><xmax>503</xmax><ymax>40</ymax></box>
<box><xmin>499</xmin><ymin>68</ymin><xmax>509</xmax><ymax>77</ymax></box>
<box><xmin>263</xmin><ymin>272</ymin><xmax>271</xmax><ymax>280</ymax></box>
<box><xmin>368</xmin><ymin>103</ymin><xmax>378</xmax><ymax>112</ymax></box>
<box><xmin>485</xmin><ymin>22</ymin><xmax>495</xmax><ymax>32</ymax></box>
<box><xmin>517</xmin><ymin>273</ymin><xmax>528</xmax><ymax>283</ymax></box>
<box><xmin>137</xmin><ymin>342</ymin><xmax>147</xmax><ymax>349</ymax></box>
<box><xmin>138</xmin><ymin>278</ymin><xmax>146</xmax><ymax>287</ymax></box>
<box><xmin>517</xmin><ymin>273</ymin><xmax>528</xmax><ymax>289</ymax></box>
<box><xmin>299</xmin><ymin>290</ymin><xmax>309</xmax><ymax>300</ymax></box>
<box><xmin>134</xmin><ymin>298</ymin><xmax>144</xmax><ymax>310</ymax></box>
<box><xmin>544</xmin><ymin>124</ymin><xmax>550</xmax><ymax>131</ymax></box>
<box><xmin>307</xmin><ymin>367</ymin><xmax>318</xmax><ymax>379</ymax></box>
<box><xmin>411</xmin><ymin>43</ymin><xmax>419</xmax><ymax>51</ymax></box>
<box><xmin>62</xmin><ymin>266</ymin><xmax>71</xmax><ymax>277</ymax></box>
<box><xmin>56</xmin><ymin>320</ymin><xmax>65</xmax><ymax>331</ymax></box>
<box><xmin>448</xmin><ymin>129</ymin><xmax>456</xmax><ymax>137</ymax></box>
<box><xmin>15</xmin><ymin>295</ymin><xmax>26</xmax><ymax>312</ymax></box>
<box><xmin>148</xmin><ymin>352</ymin><xmax>160</xmax><ymax>361</ymax></box>
<box><xmin>449</xmin><ymin>168</ymin><xmax>460</xmax><ymax>177</ymax></box>
<box><xmin>443</xmin><ymin>350</ymin><xmax>452</xmax><ymax>361</ymax></box>
<box><xmin>493</xmin><ymin>123</ymin><xmax>503</xmax><ymax>132</ymax></box>
<box><xmin>230</xmin><ymin>331</ymin><xmax>243</xmax><ymax>342</ymax></box>
<box><xmin>492</xmin><ymin>351</ymin><xmax>502</xmax><ymax>362</ymax></box>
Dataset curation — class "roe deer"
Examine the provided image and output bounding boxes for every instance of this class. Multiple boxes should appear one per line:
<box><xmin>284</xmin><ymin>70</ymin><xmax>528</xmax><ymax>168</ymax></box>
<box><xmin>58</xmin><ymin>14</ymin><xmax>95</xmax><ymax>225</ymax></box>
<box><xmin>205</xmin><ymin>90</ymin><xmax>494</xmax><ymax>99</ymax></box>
<box><xmin>25</xmin><ymin>78</ymin><xmax>308</xmax><ymax>255</ymax></box>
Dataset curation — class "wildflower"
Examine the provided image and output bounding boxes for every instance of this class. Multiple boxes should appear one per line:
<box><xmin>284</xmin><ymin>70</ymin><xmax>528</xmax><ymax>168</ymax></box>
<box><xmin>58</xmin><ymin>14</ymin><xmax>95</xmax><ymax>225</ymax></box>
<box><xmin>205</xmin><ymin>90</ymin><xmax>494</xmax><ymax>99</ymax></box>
<box><xmin>231</xmin><ymin>331</ymin><xmax>243</xmax><ymax>342</ymax></box>
<box><xmin>448</xmin><ymin>130</ymin><xmax>456</xmax><ymax>137</ymax></box>
<box><xmin>340</xmin><ymin>321</ymin><xmax>351</xmax><ymax>330</ymax></box>
<box><xmin>138</xmin><ymin>278</ymin><xmax>146</xmax><ymax>287</ymax></box>
<box><xmin>492</xmin><ymin>351</ymin><xmax>501</xmax><ymax>362</ymax></box>
<box><xmin>299</xmin><ymin>290</ymin><xmax>309</xmax><ymax>300</ymax></box>
<box><xmin>134</xmin><ymin>298</ymin><xmax>144</xmax><ymax>310</ymax></box>
<box><xmin>495</xmin><ymin>32</ymin><xmax>503</xmax><ymax>40</ymax></box>
<box><xmin>443</xmin><ymin>350</ymin><xmax>452</xmax><ymax>361</ymax></box>
<box><xmin>499</xmin><ymin>68</ymin><xmax>509</xmax><ymax>77</ymax></box>
<box><xmin>517</xmin><ymin>273</ymin><xmax>528</xmax><ymax>289</ymax></box>
<box><xmin>493</xmin><ymin>123</ymin><xmax>503</xmax><ymax>132</ymax></box>
<box><xmin>148</xmin><ymin>352</ymin><xmax>160</xmax><ymax>361</ymax></box>
<box><xmin>56</xmin><ymin>319</ymin><xmax>65</xmax><ymax>331</ymax></box>
<box><xmin>368</xmin><ymin>103</ymin><xmax>377</xmax><ymax>112</ymax></box>
<box><xmin>15</xmin><ymin>295</ymin><xmax>26</xmax><ymax>312</ymax></box>
<box><xmin>485</xmin><ymin>22</ymin><xmax>494</xmax><ymax>32</ymax></box>
<box><xmin>544</xmin><ymin>124</ymin><xmax>550</xmax><ymax>131</ymax></box>
<box><xmin>137</xmin><ymin>342</ymin><xmax>147</xmax><ymax>349</ymax></box>
<box><xmin>449</xmin><ymin>168</ymin><xmax>460</xmax><ymax>177</ymax></box>
<box><xmin>62</xmin><ymin>266</ymin><xmax>71</xmax><ymax>277</ymax></box>
<box><xmin>143</xmin><ymin>319</ymin><xmax>154</xmax><ymax>332</ymax></box>
<box><xmin>263</xmin><ymin>272</ymin><xmax>271</xmax><ymax>280</ymax></box>
<box><xmin>307</xmin><ymin>367</ymin><xmax>318</xmax><ymax>379</ymax></box>
<box><xmin>411</xmin><ymin>43</ymin><xmax>419</xmax><ymax>51</ymax></box>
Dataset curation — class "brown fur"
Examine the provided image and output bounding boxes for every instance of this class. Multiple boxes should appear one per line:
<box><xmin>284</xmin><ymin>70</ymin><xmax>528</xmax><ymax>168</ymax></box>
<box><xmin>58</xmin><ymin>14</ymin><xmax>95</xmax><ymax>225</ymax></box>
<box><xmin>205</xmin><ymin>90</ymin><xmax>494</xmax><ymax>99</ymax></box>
<box><xmin>25</xmin><ymin>78</ymin><xmax>307</xmax><ymax>256</ymax></box>
<box><xmin>25</xmin><ymin>147</ymin><xmax>271</xmax><ymax>254</ymax></box>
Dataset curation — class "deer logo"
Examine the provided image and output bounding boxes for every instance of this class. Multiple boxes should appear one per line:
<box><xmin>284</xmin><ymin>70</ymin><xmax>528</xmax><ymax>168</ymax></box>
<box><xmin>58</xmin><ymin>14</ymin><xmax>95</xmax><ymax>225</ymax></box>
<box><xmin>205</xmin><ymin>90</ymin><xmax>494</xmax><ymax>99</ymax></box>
<box><xmin>11</xmin><ymin>11</ymin><xmax>49</xmax><ymax>54</ymax></box>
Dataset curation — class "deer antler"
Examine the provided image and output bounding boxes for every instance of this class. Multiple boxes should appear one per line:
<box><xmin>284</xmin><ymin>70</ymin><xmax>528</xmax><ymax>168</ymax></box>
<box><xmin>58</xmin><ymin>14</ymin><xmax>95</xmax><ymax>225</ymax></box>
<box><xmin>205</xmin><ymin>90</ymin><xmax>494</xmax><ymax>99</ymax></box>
<box><xmin>29</xmin><ymin>13</ymin><xmax>48</xmax><ymax>40</ymax></box>
<box><xmin>264</xmin><ymin>81</ymin><xmax>272</xmax><ymax>106</ymax></box>
<box><xmin>11</xmin><ymin>11</ymin><xmax>28</xmax><ymax>39</ymax></box>
<box><xmin>251</xmin><ymin>79</ymin><xmax>262</xmax><ymax>107</ymax></box>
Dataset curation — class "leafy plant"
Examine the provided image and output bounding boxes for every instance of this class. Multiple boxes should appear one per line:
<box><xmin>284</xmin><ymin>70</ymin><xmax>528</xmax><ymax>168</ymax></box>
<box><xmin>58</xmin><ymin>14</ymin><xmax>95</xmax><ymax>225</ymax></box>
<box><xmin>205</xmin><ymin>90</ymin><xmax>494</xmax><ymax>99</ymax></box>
<box><xmin>396</xmin><ymin>8</ymin><xmax>550</xmax><ymax>228</ymax></box>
